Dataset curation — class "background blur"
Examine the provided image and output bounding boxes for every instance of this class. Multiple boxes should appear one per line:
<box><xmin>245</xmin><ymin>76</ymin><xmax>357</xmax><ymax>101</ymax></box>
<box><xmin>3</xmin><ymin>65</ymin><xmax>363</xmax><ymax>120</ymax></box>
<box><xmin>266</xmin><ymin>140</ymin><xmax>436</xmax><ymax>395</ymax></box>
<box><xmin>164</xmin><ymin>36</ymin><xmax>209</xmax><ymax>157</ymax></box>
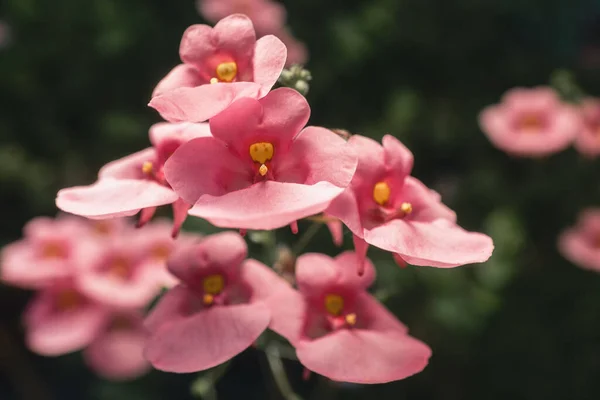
<box><xmin>2</xmin><ymin>0</ymin><xmax>600</xmax><ymax>399</ymax></box>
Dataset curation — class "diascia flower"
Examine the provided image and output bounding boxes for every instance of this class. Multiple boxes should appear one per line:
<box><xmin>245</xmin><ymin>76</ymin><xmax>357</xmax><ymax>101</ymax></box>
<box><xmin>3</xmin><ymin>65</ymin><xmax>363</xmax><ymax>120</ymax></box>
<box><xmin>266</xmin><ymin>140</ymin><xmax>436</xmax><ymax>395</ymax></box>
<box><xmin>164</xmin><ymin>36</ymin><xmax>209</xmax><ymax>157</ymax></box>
<box><xmin>163</xmin><ymin>88</ymin><xmax>357</xmax><ymax>231</ymax></box>
<box><xmin>574</xmin><ymin>98</ymin><xmax>600</xmax><ymax>157</ymax></box>
<box><xmin>150</xmin><ymin>14</ymin><xmax>287</xmax><ymax>123</ymax></box>
<box><xmin>326</xmin><ymin>135</ymin><xmax>493</xmax><ymax>274</ymax></box>
<box><xmin>267</xmin><ymin>252</ymin><xmax>431</xmax><ymax>384</ymax></box>
<box><xmin>56</xmin><ymin>122</ymin><xmax>211</xmax><ymax>237</ymax></box>
<box><xmin>558</xmin><ymin>208</ymin><xmax>600</xmax><ymax>272</ymax></box>
<box><xmin>144</xmin><ymin>232</ymin><xmax>289</xmax><ymax>373</ymax></box>
<box><xmin>479</xmin><ymin>87</ymin><xmax>579</xmax><ymax>156</ymax></box>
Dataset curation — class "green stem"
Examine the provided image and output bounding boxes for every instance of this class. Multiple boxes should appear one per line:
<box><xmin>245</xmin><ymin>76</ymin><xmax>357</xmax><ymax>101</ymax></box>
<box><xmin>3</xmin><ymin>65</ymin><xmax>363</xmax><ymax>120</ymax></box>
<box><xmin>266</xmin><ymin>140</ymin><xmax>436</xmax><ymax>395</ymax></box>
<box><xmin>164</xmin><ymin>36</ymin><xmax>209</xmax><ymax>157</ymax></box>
<box><xmin>292</xmin><ymin>222</ymin><xmax>322</xmax><ymax>255</ymax></box>
<box><xmin>190</xmin><ymin>361</ymin><xmax>231</xmax><ymax>399</ymax></box>
<box><xmin>265</xmin><ymin>344</ymin><xmax>303</xmax><ymax>400</ymax></box>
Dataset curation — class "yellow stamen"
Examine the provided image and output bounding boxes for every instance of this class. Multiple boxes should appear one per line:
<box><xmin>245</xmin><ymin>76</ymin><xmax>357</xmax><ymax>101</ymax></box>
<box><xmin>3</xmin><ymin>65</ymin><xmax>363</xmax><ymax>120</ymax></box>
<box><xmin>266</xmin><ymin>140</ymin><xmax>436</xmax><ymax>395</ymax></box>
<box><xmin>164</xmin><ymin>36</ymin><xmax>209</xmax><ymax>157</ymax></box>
<box><xmin>249</xmin><ymin>142</ymin><xmax>274</xmax><ymax>164</ymax></box>
<box><xmin>324</xmin><ymin>294</ymin><xmax>344</xmax><ymax>316</ymax></box>
<box><xmin>345</xmin><ymin>313</ymin><xmax>357</xmax><ymax>326</ymax></box>
<box><xmin>210</xmin><ymin>77</ymin><xmax>218</xmax><ymax>84</ymax></box>
<box><xmin>203</xmin><ymin>293</ymin><xmax>214</xmax><ymax>305</ymax></box>
<box><xmin>56</xmin><ymin>289</ymin><xmax>81</xmax><ymax>311</ymax></box>
<box><xmin>42</xmin><ymin>243</ymin><xmax>66</xmax><ymax>259</ymax></box>
<box><xmin>215</xmin><ymin>62</ymin><xmax>238</xmax><ymax>82</ymax></box>
<box><xmin>142</xmin><ymin>161</ymin><xmax>153</xmax><ymax>175</ymax></box>
<box><xmin>400</xmin><ymin>202</ymin><xmax>413</xmax><ymax>214</ymax></box>
<box><xmin>152</xmin><ymin>244</ymin><xmax>171</xmax><ymax>261</ymax></box>
<box><xmin>203</xmin><ymin>274</ymin><xmax>225</xmax><ymax>295</ymax></box>
<box><xmin>373</xmin><ymin>182</ymin><xmax>391</xmax><ymax>206</ymax></box>
<box><xmin>110</xmin><ymin>257</ymin><xmax>130</xmax><ymax>279</ymax></box>
<box><xmin>259</xmin><ymin>164</ymin><xmax>268</xmax><ymax>176</ymax></box>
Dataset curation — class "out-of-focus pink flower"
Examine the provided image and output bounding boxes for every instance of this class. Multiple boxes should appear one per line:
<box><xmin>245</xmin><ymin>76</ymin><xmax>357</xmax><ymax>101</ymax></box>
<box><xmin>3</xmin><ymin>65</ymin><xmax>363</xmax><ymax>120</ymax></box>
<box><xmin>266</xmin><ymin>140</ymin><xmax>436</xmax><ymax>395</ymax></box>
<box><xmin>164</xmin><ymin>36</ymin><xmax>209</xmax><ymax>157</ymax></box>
<box><xmin>326</xmin><ymin>135</ymin><xmax>493</xmax><ymax>274</ymax></box>
<box><xmin>1</xmin><ymin>216</ymin><xmax>94</xmax><ymax>289</ymax></box>
<box><xmin>150</xmin><ymin>14</ymin><xmax>287</xmax><ymax>123</ymax></box>
<box><xmin>144</xmin><ymin>232</ymin><xmax>288</xmax><ymax>373</ymax></box>
<box><xmin>197</xmin><ymin>0</ymin><xmax>286</xmax><ymax>36</ymax></box>
<box><xmin>276</xmin><ymin>28</ymin><xmax>308</xmax><ymax>66</ymax></box>
<box><xmin>84</xmin><ymin>311</ymin><xmax>151</xmax><ymax>381</ymax></box>
<box><xmin>164</xmin><ymin>88</ymin><xmax>357</xmax><ymax>230</ymax></box>
<box><xmin>56</xmin><ymin>122</ymin><xmax>211</xmax><ymax>237</ymax></box>
<box><xmin>574</xmin><ymin>98</ymin><xmax>600</xmax><ymax>157</ymax></box>
<box><xmin>267</xmin><ymin>252</ymin><xmax>431</xmax><ymax>383</ymax></box>
<box><xmin>23</xmin><ymin>279</ymin><xmax>110</xmax><ymax>356</ymax></box>
<box><xmin>558</xmin><ymin>208</ymin><xmax>600</xmax><ymax>272</ymax></box>
<box><xmin>479</xmin><ymin>87</ymin><xmax>579</xmax><ymax>156</ymax></box>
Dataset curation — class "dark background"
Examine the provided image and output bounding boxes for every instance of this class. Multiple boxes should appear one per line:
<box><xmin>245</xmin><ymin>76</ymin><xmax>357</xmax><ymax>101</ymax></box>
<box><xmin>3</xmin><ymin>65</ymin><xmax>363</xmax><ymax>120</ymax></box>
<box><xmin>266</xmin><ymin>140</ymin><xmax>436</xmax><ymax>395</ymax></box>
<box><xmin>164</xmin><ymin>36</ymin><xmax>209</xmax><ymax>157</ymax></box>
<box><xmin>2</xmin><ymin>0</ymin><xmax>600</xmax><ymax>399</ymax></box>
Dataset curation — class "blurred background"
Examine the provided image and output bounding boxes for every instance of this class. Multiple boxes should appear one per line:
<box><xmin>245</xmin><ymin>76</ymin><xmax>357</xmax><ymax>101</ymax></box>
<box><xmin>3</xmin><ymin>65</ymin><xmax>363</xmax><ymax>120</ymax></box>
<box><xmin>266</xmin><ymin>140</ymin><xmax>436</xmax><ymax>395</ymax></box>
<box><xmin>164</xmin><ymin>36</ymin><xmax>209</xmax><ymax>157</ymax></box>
<box><xmin>2</xmin><ymin>0</ymin><xmax>600</xmax><ymax>399</ymax></box>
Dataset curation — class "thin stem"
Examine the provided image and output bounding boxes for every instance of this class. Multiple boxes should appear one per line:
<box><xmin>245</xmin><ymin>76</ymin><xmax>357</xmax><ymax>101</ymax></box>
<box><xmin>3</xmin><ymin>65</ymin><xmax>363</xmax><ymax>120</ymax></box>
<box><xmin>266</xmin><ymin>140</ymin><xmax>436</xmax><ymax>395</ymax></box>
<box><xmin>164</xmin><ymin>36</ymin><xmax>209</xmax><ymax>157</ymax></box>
<box><xmin>265</xmin><ymin>344</ymin><xmax>303</xmax><ymax>400</ymax></box>
<box><xmin>292</xmin><ymin>222</ymin><xmax>322</xmax><ymax>256</ymax></box>
<box><xmin>190</xmin><ymin>361</ymin><xmax>231</xmax><ymax>399</ymax></box>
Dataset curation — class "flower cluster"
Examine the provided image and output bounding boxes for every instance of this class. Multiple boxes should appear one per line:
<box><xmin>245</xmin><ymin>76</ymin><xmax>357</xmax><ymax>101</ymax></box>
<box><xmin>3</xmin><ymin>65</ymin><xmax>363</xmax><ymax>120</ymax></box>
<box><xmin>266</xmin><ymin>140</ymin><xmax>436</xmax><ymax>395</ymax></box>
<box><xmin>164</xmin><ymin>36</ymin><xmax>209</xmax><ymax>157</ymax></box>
<box><xmin>0</xmin><ymin>215</ymin><xmax>197</xmax><ymax>380</ymax></box>
<box><xmin>2</xmin><ymin>14</ymin><xmax>496</xmax><ymax>386</ymax></box>
<box><xmin>479</xmin><ymin>86</ymin><xmax>600</xmax><ymax>157</ymax></box>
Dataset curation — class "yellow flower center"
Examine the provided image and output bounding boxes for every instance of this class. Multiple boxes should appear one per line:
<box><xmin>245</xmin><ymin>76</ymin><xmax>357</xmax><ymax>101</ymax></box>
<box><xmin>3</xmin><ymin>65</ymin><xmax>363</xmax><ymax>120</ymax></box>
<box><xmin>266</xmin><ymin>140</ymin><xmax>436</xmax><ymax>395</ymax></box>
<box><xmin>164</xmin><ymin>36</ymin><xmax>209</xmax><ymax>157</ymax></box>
<box><xmin>142</xmin><ymin>161</ymin><xmax>153</xmax><ymax>175</ymax></box>
<box><xmin>345</xmin><ymin>313</ymin><xmax>357</xmax><ymax>326</ymax></box>
<box><xmin>55</xmin><ymin>289</ymin><xmax>81</xmax><ymax>311</ymax></box>
<box><xmin>400</xmin><ymin>202</ymin><xmax>413</xmax><ymax>214</ymax></box>
<box><xmin>215</xmin><ymin>62</ymin><xmax>238</xmax><ymax>82</ymax></box>
<box><xmin>203</xmin><ymin>274</ymin><xmax>225</xmax><ymax>295</ymax></box>
<box><xmin>249</xmin><ymin>142</ymin><xmax>274</xmax><ymax>177</ymax></box>
<box><xmin>109</xmin><ymin>257</ymin><xmax>131</xmax><ymax>279</ymax></box>
<box><xmin>42</xmin><ymin>242</ymin><xmax>66</xmax><ymax>259</ymax></box>
<box><xmin>324</xmin><ymin>294</ymin><xmax>344</xmax><ymax>316</ymax></box>
<box><xmin>373</xmin><ymin>182</ymin><xmax>391</xmax><ymax>206</ymax></box>
<box><xmin>520</xmin><ymin>114</ymin><xmax>541</xmax><ymax>131</ymax></box>
<box><xmin>152</xmin><ymin>244</ymin><xmax>171</xmax><ymax>261</ymax></box>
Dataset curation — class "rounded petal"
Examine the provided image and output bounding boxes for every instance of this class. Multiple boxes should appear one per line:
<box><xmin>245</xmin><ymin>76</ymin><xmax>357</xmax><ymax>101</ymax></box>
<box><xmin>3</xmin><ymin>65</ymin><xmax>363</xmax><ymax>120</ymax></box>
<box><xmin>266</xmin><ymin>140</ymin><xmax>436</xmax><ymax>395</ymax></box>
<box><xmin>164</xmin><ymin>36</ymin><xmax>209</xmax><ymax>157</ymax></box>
<box><xmin>252</xmin><ymin>35</ymin><xmax>287</xmax><ymax>90</ymax></box>
<box><xmin>334</xmin><ymin>251</ymin><xmax>376</xmax><ymax>289</ymax></box>
<box><xmin>149</xmin><ymin>82</ymin><xmax>262</xmax><ymax>123</ymax></box>
<box><xmin>266</xmin><ymin>285</ymin><xmax>307</xmax><ymax>346</ymax></box>
<box><xmin>240</xmin><ymin>259</ymin><xmax>291</xmax><ymax>302</ymax></box>
<box><xmin>189</xmin><ymin>181</ymin><xmax>345</xmax><ymax>230</ymax></box>
<box><xmin>56</xmin><ymin>179</ymin><xmax>178</xmax><ymax>219</ymax></box>
<box><xmin>144</xmin><ymin>285</ymin><xmax>191</xmax><ymax>333</ymax></box>
<box><xmin>163</xmin><ymin>136</ymin><xmax>251</xmax><ymax>205</ymax></box>
<box><xmin>144</xmin><ymin>302</ymin><xmax>270</xmax><ymax>373</ymax></box>
<box><xmin>209</xmin><ymin>87</ymin><xmax>310</xmax><ymax>155</ymax></box>
<box><xmin>325</xmin><ymin>189</ymin><xmax>363</xmax><ymax>236</ymax></box>
<box><xmin>402</xmin><ymin>177</ymin><xmax>457</xmax><ymax>223</ymax></box>
<box><xmin>152</xmin><ymin>64</ymin><xmax>204</xmax><ymax>98</ymax></box>
<box><xmin>148</xmin><ymin>121</ymin><xmax>212</xmax><ymax>149</ymax></box>
<box><xmin>276</xmin><ymin>126</ymin><xmax>357</xmax><ymax>188</ymax></box>
<box><xmin>347</xmin><ymin>135</ymin><xmax>386</xmax><ymax>184</ymax></box>
<box><xmin>98</xmin><ymin>148</ymin><xmax>156</xmax><ymax>180</ymax></box>
<box><xmin>382</xmin><ymin>135</ymin><xmax>414</xmax><ymax>177</ymax></box>
<box><xmin>558</xmin><ymin>229</ymin><xmax>600</xmax><ymax>272</ymax></box>
<box><xmin>365</xmin><ymin>219</ymin><xmax>494</xmax><ymax>268</ymax></box>
<box><xmin>1</xmin><ymin>242</ymin><xmax>71</xmax><ymax>289</ymax></box>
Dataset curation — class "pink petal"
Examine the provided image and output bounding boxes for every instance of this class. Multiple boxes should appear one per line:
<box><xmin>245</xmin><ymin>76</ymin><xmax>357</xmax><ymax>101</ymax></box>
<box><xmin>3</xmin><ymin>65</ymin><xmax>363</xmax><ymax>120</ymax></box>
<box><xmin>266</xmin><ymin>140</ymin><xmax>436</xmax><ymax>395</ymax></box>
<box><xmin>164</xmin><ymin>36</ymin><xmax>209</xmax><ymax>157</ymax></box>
<box><xmin>148</xmin><ymin>121</ymin><xmax>212</xmax><ymax>149</ymax></box>
<box><xmin>352</xmin><ymin>235</ymin><xmax>370</xmax><ymax>275</ymax></box>
<box><xmin>189</xmin><ymin>181</ymin><xmax>346</xmax><ymax>230</ymax></box>
<box><xmin>558</xmin><ymin>229</ymin><xmax>600</xmax><ymax>272</ymax></box>
<box><xmin>252</xmin><ymin>35</ymin><xmax>287</xmax><ymax>90</ymax></box>
<box><xmin>56</xmin><ymin>179</ymin><xmax>178</xmax><ymax>219</ymax></box>
<box><xmin>171</xmin><ymin>198</ymin><xmax>190</xmax><ymax>238</ymax></box>
<box><xmin>403</xmin><ymin>177</ymin><xmax>457</xmax><ymax>223</ymax></box>
<box><xmin>208</xmin><ymin>87</ymin><xmax>310</xmax><ymax>155</ymax></box>
<box><xmin>296</xmin><ymin>327</ymin><xmax>431</xmax><ymax>384</ymax></box>
<box><xmin>144</xmin><ymin>301</ymin><xmax>270</xmax><ymax>373</ymax></box>
<box><xmin>84</xmin><ymin>312</ymin><xmax>151</xmax><ymax>381</ymax></box>
<box><xmin>276</xmin><ymin>126</ymin><xmax>357</xmax><ymax>188</ymax></box>
<box><xmin>382</xmin><ymin>135</ymin><xmax>414</xmax><ymax>177</ymax></box>
<box><xmin>151</xmin><ymin>64</ymin><xmax>204</xmax><ymax>98</ymax></box>
<box><xmin>149</xmin><ymin>82</ymin><xmax>263</xmax><ymax>123</ymax></box>
<box><xmin>334</xmin><ymin>251</ymin><xmax>376</xmax><ymax>289</ymax></box>
<box><xmin>325</xmin><ymin>189</ymin><xmax>364</xmax><ymax>236</ymax></box>
<box><xmin>163</xmin><ymin>136</ymin><xmax>251</xmax><ymax>205</ymax></box>
<box><xmin>266</xmin><ymin>286</ymin><xmax>307</xmax><ymax>345</ymax></box>
<box><xmin>502</xmin><ymin>86</ymin><xmax>560</xmax><ymax>109</ymax></box>
<box><xmin>240</xmin><ymin>259</ymin><xmax>292</xmax><ymax>302</ymax></box>
<box><xmin>99</xmin><ymin>148</ymin><xmax>156</xmax><ymax>180</ymax></box>
<box><xmin>347</xmin><ymin>135</ymin><xmax>386</xmax><ymax>184</ymax></box>
<box><xmin>365</xmin><ymin>219</ymin><xmax>494</xmax><ymax>268</ymax></box>
<box><xmin>326</xmin><ymin>218</ymin><xmax>344</xmax><ymax>246</ymax></box>
<box><xmin>144</xmin><ymin>284</ymin><xmax>190</xmax><ymax>333</ymax></box>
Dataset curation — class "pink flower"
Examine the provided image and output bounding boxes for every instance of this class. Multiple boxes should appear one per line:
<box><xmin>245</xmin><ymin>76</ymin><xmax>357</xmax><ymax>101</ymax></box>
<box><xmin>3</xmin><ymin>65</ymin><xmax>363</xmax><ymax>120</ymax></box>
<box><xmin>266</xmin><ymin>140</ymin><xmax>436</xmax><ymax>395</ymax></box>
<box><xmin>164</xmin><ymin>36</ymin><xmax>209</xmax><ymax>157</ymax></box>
<box><xmin>150</xmin><ymin>14</ymin><xmax>287</xmax><ymax>123</ymax></box>
<box><xmin>267</xmin><ymin>252</ymin><xmax>431</xmax><ymax>383</ymax></box>
<box><xmin>144</xmin><ymin>232</ymin><xmax>288</xmax><ymax>373</ymax></box>
<box><xmin>84</xmin><ymin>311</ymin><xmax>151</xmax><ymax>381</ymax></box>
<box><xmin>164</xmin><ymin>88</ymin><xmax>357</xmax><ymax>230</ymax></box>
<box><xmin>23</xmin><ymin>279</ymin><xmax>110</xmax><ymax>356</ymax></box>
<box><xmin>558</xmin><ymin>208</ymin><xmax>600</xmax><ymax>272</ymax></box>
<box><xmin>197</xmin><ymin>0</ymin><xmax>286</xmax><ymax>36</ymax></box>
<box><xmin>479</xmin><ymin>87</ymin><xmax>579</xmax><ymax>156</ymax></box>
<box><xmin>56</xmin><ymin>122</ymin><xmax>211</xmax><ymax>237</ymax></box>
<box><xmin>276</xmin><ymin>28</ymin><xmax>308</xmax><ymax>66</ymax></box>
<box><xmin>326</xmin><ymin>135</ymin><xmax>493</xmax><ymax>274</ymax></box>
<box><xmin>1</xmin><ymin>215</ymin><xmax>94</xmax><ymax>289</ymax></box>
<box><xmin>574</xmin><ymin>98</ymin><xmax>600</xmax><ymax>157</ymax></box>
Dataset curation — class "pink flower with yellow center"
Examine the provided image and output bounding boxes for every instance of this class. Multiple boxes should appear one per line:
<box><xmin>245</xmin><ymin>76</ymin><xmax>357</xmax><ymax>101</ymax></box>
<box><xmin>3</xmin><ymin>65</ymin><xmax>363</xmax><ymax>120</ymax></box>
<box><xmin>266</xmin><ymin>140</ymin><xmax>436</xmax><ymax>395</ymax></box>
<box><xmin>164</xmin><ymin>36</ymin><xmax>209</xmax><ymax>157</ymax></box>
<box><xmin>163</xmin><ymin>88</ymin><xmax>357</xmax><ymax>230</ymax></box>
<box><xmin>267</xmin><ymin>252</ymin><xmax>432</xmax><ymax>383</ymax></box>
<box><xmin>150</xmin><ymin>14</ymin><xmax>287</xmax><ymax>123</ymax></box>
<box><xmin>56</xmin><ymin>122</ymin><xmax>211</xmax><ymax>237</ymax></box>
<box><xmin>326</xmin><ymin>135</ymin><xmax>493</xmax><ymax>274</ymax></box>
<box><xmin>558</xmin><ymin>208</ymin><xmax>600</xmax><ymax>272</ymax></box>
<box><xmin>143</xmin><ymin>232</ymin><xmax>289</xmax><ymax>373</ymax></box>
<box><xmin>479</xmin><ymin>87</ymin><xmax>579</xmax><ymax>156</ymax></box>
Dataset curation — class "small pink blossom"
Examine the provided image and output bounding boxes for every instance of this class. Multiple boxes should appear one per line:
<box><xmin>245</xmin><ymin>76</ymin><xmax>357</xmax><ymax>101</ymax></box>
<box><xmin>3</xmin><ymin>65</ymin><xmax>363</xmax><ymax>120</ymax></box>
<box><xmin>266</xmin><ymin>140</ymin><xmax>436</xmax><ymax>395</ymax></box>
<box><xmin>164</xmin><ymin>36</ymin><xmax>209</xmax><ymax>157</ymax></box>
<box><xmin>144</xmin><ymin>232</ymin><xmax>288</xmax><ymax>373</ymax></box>
<box><xmin>479</xmin><ymin>87</ymin><xmax>579</xmax><ymax>156</ymax></box>
<box><xmin>326</xmin><ymin>135</ymin><xmax>493</xmax><ymax>273</ymax></box>
<box><xmin>150</xmin><ymin>14</ymin><xmax>287</xmax><ymax>123</ymax></box>
<box><xmin>56</xmin><ymin>122</ymin><xmax>211</xmax><ymax>237</ymax></box>
<box><xmin>1</xmin><ymin>215</ymin><xmax>95</xmax><ymax>289</ymax></box>
<box><xmin>574</xmin><ymin>98</ymin><xmax>600</xmax><ymax>157</ymax></box>
<box><xmin>558</xmin><ymin>208</ymin><xmax>600</xmax><ymax>272</ymax></box>
<box><xmin>197</xmin><ymin>0</ymin><xmax>286</xmax><ymax>36</ymax></box>
<box><xmin>164</xmin><ymin>88</ymin><xmax>357</xmax><ymax>230</ymax></box>
<box><xmin>84</xmin><ymin>311</ymin><xmax>151</xmax><ymax>381</ymax></box>
<box><xmin>267</xmin><ymin>252</ymin><xmax>431</xmax><ymax>383</ymax></box>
